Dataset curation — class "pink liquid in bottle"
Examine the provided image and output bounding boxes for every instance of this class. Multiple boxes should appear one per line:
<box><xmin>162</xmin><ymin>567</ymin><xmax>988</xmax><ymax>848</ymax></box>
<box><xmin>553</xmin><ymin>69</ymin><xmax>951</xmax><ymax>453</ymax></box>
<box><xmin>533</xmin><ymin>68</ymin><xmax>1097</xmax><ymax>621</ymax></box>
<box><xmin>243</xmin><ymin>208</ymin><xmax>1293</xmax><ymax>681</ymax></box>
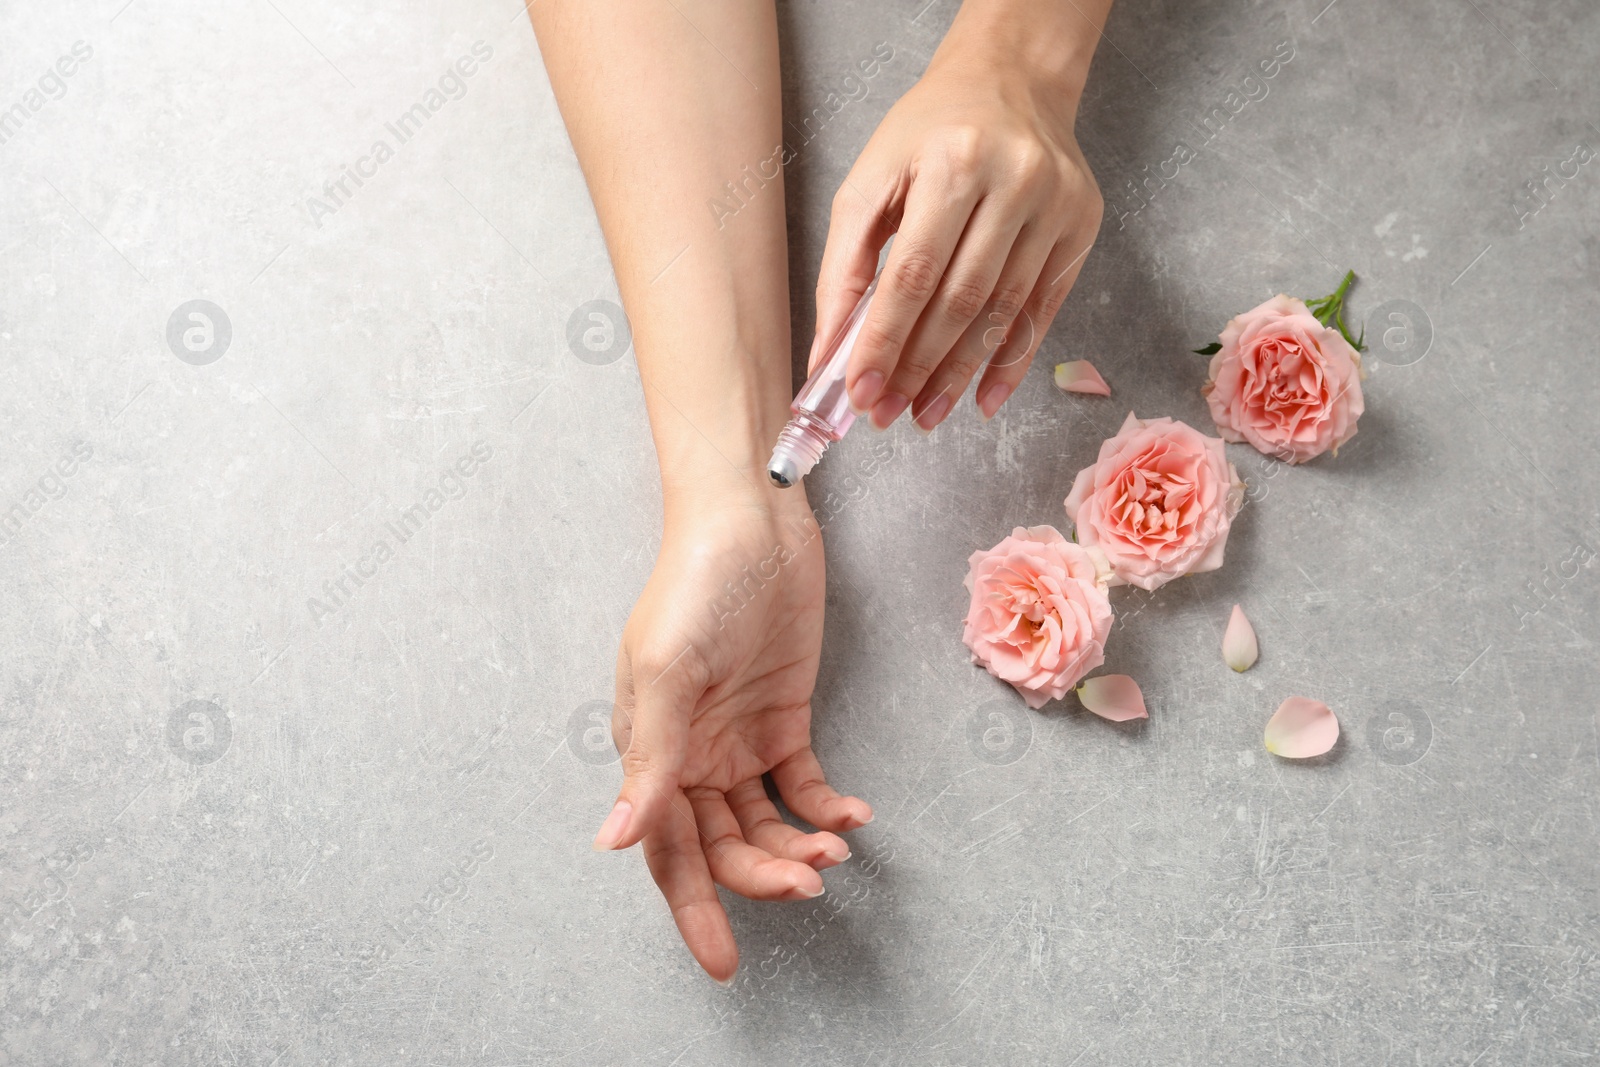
<box><xmin>767</xmin><ymin>275</ymin><xmax>879</xmax><ymax>488</ymax></box>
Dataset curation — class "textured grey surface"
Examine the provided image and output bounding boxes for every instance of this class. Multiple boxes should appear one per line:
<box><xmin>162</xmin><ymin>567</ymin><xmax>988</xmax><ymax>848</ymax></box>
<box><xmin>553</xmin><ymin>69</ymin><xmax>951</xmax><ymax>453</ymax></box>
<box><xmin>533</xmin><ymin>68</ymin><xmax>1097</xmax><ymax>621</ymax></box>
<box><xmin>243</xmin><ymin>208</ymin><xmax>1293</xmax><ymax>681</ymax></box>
<box><xmin>3</xmin><ymin>0</ymin><xmax>1598</xmax><ymax>1063</ymax></box>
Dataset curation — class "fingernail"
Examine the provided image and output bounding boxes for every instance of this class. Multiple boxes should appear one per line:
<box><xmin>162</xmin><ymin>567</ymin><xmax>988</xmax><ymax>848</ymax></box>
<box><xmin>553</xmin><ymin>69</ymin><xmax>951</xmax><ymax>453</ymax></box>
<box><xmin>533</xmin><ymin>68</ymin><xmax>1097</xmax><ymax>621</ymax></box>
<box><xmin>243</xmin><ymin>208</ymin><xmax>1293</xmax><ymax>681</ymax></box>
<box><xmin>978</xmin><ymin>382</ymin><xmax>1013</xmax><ymax>421</ymax></box>
<box><xmin>848</xmin><ymin>370</ymin><xmax>884</xmax><ymax>414</ymax></box>
<box><xmin>591</xmin><ymin>800</ymin><xmax>632</xmax><ymax>851</ymax></box>
<box><xmin>823</xmin><ymin>846</ymin><xmax>852</xmax><ymax>863</ymax></box>
<box><xmin>797</xmin><ymin>884</ymin><xmax>825</xmax><ymax>898</ymax></box>
<box><xmin>714</xmin><ymin>973</ymin><xmax>736</xmax><ymax>988</ymax></box>
<box><xmin>913</xmin><ymin>393</ymin><xmax>952</xmax><ymax>434</ymax></box>
<box><xmin>869</xmin><ymin>392</ymin><xmax>909</xmax><ymax>430</ymax></box>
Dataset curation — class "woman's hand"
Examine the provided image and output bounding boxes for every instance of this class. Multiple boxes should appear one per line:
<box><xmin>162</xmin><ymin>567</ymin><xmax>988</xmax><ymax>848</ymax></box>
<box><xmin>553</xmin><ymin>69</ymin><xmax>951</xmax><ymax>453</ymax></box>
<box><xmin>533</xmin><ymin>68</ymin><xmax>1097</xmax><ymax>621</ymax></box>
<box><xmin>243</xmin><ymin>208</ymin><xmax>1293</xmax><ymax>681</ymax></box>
<box><xmin>593</xmin><ymin>488</ymin><xmax>873</xmax><ymax>983</ymax></box>
<box><xmin>812</xmin><ymin>1</ymin><xmax>1108</xmax><ymax>433</ymax></box>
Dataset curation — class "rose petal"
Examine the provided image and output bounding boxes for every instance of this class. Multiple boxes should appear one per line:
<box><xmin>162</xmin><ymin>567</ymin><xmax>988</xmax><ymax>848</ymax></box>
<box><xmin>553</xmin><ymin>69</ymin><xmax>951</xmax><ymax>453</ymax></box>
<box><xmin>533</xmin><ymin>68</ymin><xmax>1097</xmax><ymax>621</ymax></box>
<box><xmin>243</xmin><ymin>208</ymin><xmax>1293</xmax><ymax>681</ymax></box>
<box><xmin>1264</xmin><ymin>696</ymin><xmax>1338</xmax><ymax>758</ymax></box>
<box><xmin>1222</xmin><ymin>604</ymin><xmax>1258</xmax><ymax>672</ymax></box>
<box><xmin>1054</xmin><ymin>361</ymin><xmax>1111</xmax><ymax>396</ymax></box>
<box><xmin>1076</xmin><ymin>674</ymin><xmax>1147</xmax><ymax>721</ymax></box>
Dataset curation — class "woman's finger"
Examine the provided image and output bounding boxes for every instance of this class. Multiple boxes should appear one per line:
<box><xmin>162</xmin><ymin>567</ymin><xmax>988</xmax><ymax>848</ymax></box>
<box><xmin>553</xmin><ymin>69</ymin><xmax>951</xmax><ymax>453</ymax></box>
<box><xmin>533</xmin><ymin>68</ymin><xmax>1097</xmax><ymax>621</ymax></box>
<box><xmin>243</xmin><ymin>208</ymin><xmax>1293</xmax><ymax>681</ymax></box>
<box><xmin>640</xmin><ymin>787</ymin><xmax>739</xmax><ymax>984</ymax></box>
<box><xmin>771</xmin><ymin>747</ymin><xmax>873</xmax><ymax>833</ymax></box>
<box><xmin>724</xmin><ymin>778</ymin><xmax>851</xmax><ymax>870</ymax></box>
<box><xmin>887</xmin><ymin>200</ymin><xmax>1026</xmax><ymax>431</ymax></box>
<box><xmin>910</xmin><ymin>221</ymin><xmax>1056</xmax><ymax>430</ymax></box>
<box><xmin>594</xmin><ymin>644</ymin><xmax>699</xmax><ymax>852</ymax></box>
<box><xmin>686</xmin><ymin>788</ymin><xmax>824</xmax><ymax>901</ymax></box>
<box><xmin>812</xmin><ymin>177</ymin><xmax>896</xmax><ymax>376</ymax></box>
<box><xmin>973</xmin><ymin>233</ymin><xmax>1096</xmax><ymax>419</ymax></box>
<box><xmin>848</xmin><ymin>170</ymin><xmax>984</xmax><ymax>428</ymax></box>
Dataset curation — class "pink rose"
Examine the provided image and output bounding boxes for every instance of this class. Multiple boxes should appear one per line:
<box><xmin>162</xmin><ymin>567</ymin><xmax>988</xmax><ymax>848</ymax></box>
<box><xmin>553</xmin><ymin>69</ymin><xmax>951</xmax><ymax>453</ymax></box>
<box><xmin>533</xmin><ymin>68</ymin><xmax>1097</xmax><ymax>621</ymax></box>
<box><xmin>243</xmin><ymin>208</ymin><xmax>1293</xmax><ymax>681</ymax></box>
<box><xmin>1064</xmin><ymin>413</ymin><xmax>1244</xmax><ymax>591</ymax></box>
<box><xmin>962</xmin><ymin>525</ymin><xmax>1113</xmax><ymax>709</ymax></box>
<box><xmin>1202</xmin><ymin>294</ymin><xmax>1364</xmax><ymax>463</ymax></box>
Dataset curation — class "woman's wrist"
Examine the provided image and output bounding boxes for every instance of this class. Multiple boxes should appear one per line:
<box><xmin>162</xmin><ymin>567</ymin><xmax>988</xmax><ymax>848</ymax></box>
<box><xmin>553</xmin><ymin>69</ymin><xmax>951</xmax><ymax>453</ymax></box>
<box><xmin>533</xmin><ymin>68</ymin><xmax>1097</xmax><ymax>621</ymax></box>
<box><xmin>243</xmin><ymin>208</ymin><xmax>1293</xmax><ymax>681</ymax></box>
<box><xmin>648</xmin><ymin>360</ymin><xmax>813</xmax><ymax>533</ymax></box>
<box><xmin>662</xmin><ymin>469</ymin><xmax>814</xmax><ymax>541</ymax></box>
<box><xmin>933</xmin><ymin>0</ymin><xmax>1106</xmax><ymax>117</ymax></box>
<box><xmin>628</xmin><ymin>280</ymin><xmax>796</xmax><ymax>513</ymax></box>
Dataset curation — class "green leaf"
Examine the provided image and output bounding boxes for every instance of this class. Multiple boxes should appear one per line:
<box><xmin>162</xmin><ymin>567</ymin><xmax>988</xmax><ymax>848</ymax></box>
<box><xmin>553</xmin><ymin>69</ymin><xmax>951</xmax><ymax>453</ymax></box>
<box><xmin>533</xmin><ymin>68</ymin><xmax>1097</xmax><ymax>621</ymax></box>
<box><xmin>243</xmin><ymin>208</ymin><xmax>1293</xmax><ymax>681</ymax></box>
<box><xmin>1193</xmin><ymin>342</ymin><xmax>1222</xmax><ymax>355</ymax></box>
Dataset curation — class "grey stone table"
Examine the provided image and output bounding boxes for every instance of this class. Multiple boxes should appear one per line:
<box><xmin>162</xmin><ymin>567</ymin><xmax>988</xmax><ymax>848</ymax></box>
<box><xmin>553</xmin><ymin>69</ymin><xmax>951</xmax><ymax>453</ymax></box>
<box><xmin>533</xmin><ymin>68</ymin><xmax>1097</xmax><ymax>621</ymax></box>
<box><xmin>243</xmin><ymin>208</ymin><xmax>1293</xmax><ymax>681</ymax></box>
<box><xmin>2</xmin><ymin>0</ymin><xmax>1596</xmax><ymax>1063</ymax></box>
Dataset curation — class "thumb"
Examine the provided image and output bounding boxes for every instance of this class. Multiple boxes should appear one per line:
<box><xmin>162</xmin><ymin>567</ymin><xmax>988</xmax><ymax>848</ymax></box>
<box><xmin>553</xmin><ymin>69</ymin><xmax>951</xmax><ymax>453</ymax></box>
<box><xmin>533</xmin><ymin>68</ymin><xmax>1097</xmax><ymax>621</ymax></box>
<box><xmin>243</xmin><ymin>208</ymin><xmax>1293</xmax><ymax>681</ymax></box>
<box><xmin>592</xmin><ymin>646</ymin><xmax>696</xmax><ymax>851</ymax></box>
<box><xmin>811</xmin><ymin>178</ymin><xmax>894</xmax><ymax>375</ymax></box>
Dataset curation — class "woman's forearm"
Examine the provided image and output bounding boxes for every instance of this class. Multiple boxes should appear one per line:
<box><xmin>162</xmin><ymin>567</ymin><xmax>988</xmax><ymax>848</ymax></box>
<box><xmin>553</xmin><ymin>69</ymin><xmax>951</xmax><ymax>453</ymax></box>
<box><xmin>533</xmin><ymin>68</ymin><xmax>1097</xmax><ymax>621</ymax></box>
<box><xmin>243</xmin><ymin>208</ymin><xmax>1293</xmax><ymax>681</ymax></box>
<box><xmin>530</xmin><ymin>0</ymin><xmax>795</xmax><ymax>521</ymax></box>
<box><xmin>935</xmin><ymin>0</ymin><xmax>1111</xmax><ymax>112</ymax></box>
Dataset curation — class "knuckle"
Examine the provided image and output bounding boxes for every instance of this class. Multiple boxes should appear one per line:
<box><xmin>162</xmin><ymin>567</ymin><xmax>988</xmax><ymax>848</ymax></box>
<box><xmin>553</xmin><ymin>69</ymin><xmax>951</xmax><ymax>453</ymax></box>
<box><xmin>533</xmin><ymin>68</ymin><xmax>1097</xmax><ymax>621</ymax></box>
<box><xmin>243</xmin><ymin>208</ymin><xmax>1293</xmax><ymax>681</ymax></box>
<box><xmin>988</xmin><ymin>283</ymin><xmax>1029</xmax><ymax>323</ymax></box>
<box><xmin>1042</xmin><ymin>165</ymin><xmax>1100</xmax><ymax>222</ymax></box>
<box><xmin>632</xmin><ymin>648</ymin><xmax>677</xmax><ymax>683</ymax></box>
<box><xmin>888</xmin><ymin>247</ymin><xmax>943</xmax><ymax>304</ymax></box>
<box><xmin>619</xmin><ymin>742</ymin><xmax>655</xmax><ymax>779</ymax></box>
<box><xmin>990</xmin><ymin>339</ymin><xmax>1036</xmax><ymax>372</ymax></box>
<box><xmin>704</xmin><ymin>829</ymin><xmax>743</xmax><ymax>856</ymax></box>
<box><xmin>1062</xmin><ymin>176</ymin><xmax>1104</xmax><ymax>229</ymax></box>
<box><xmin>1083</xmin><ymin>187</ymin><xmax>1105</xmax><ymax>229</ymax></box>
<box><xmin>656</xmin><ymin>835</ymin><xmax>702</xmax><ymax>869</ymax></box>
<box><xmin>941</xmin><ymin>276</ymin><xmax>991</xmax><ymax>323</ymax></box>
<box><xmin>635</xmin><ymin>642</ymin><xmax>704</xmax><ymax>687</ymax></box>
<box><xmin>938</xmin><ymin>126</ymin><xmax>985</xmax><ymax>180</ymax></box>
<box><xmin>790</xmin><ymin>771</ymin><xmax>824</xmax><ymax>796</ymax></box>
<box><xmin>943</xmin><ymin>335</ymin><xmax>990</xmax><ymax>378</ymax></box>
<box><xmin>608</xmin><ymin>702</ymin><xmax>633</xmax><ymax>743</ymax></box>
<box><xmin>855</xmin><ymin>319</ymin><xmax>904</xmax><ymax>362</ymax></box>
<box><xmin>1033</xmin><ymin>282</ymin><xmax>1071</xmax><ymax>321</ymax></box>
<box><xmin>1010</xmin><ymin>143</ymin><xmax>1053</xmax><ymax>190</ymax></box>
<box><xmin>896</xmin><ymin>346</ymin><xmax>942</xmax><ymax>383</ymax></box>
<box><xmin>992</xmin><ymin>309</ymin><xmax>1040</xmax><ymax>365</ymax></box>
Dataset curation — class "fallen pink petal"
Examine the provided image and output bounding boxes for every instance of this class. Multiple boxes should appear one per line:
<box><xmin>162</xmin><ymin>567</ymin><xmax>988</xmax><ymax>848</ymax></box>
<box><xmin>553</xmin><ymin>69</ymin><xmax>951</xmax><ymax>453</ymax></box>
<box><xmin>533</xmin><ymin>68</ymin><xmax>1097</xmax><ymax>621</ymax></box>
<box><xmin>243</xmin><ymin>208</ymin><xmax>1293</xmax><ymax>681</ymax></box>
<box><xmin>1222</xmin><ymin>604</ymin><xmax>1258</xmax><ymax>672</ymax></box>
<box><xmin>1264</xmin><ymin>696</ymin><xmax>1339</xmax><ymax>758</ymax></box>
<box><xmin>1076</xmin><ymin>674</ymin><xmax>1147</xmax><ymax>721</ymax></box>
<box><xmin>1054</xmin><ymin>360</ymin><xmax>1111</xmax><ymax>396</ymax></box>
